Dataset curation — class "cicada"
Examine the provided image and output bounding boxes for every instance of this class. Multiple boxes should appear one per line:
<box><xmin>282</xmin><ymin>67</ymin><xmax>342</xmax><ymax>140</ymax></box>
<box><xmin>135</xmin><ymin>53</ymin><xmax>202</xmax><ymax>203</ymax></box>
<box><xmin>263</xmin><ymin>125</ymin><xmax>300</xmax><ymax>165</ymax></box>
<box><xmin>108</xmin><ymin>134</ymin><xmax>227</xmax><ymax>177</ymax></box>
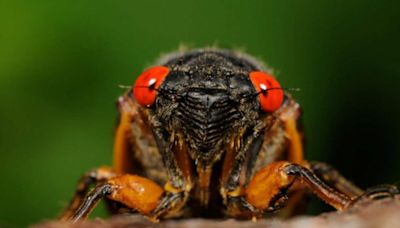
<box><xmin>60</xmin><ymin>48</ymin><xmax>397</xmax><ymax>222</ymax></box>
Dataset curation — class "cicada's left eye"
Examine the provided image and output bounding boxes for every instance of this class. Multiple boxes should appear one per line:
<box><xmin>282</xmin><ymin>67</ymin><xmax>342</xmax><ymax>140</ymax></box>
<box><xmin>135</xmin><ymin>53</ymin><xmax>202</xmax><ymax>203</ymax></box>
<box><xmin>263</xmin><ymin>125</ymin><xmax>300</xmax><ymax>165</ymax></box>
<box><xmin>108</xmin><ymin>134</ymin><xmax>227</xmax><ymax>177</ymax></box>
<box><xmin>249</xmin><ymin>71</ymin><xmax>284</xmax><ymax>113</ymax></box>
<box><xmin>133</xmin><ymin>66</ymin><xmax>170</xmax><ymax>107</ymax></box>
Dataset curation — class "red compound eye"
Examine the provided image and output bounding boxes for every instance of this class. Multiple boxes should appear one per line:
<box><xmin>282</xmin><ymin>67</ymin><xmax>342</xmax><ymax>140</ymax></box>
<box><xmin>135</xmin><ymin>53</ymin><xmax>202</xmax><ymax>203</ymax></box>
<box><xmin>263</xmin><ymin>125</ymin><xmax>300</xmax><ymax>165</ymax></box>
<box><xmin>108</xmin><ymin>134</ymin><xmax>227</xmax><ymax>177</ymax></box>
<box><xmin>133</xmin><ymin>66</ymin><xmax>170</xmax><ymax>107</ymax></box>
<box><xmin>249</xmin><ymin>71</ymin><xmax>284</xmax><ymax>113</ymax></box>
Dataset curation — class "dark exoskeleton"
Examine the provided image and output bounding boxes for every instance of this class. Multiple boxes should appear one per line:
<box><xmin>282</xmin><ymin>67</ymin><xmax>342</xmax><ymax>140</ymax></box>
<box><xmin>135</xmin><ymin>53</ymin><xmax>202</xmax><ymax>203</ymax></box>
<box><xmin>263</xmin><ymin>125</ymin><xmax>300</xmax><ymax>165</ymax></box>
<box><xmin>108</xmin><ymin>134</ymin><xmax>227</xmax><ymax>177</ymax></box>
<box><xmin>60</xmin><ymin>48</ymin><xmax>398</xmax><ymax>222</ymax></box>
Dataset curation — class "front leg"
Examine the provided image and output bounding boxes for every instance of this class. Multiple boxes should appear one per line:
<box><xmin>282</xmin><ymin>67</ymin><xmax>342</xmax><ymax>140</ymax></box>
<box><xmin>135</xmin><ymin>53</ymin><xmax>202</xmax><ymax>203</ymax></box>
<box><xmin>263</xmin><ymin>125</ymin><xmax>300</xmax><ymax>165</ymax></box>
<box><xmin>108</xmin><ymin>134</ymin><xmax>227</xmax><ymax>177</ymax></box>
<box><xmin>66</xmin><ymin>174</ymin><xmax>187</xmax><ymax>222</ymax></box>
<box><xmin>222</xmin><ymin>161</ymin><xmax>351</xmax><ymax>218</ymax></box>
<box><xmin>245</xmin><ymin>161</ymin><xmax>351</xmax><ymax>213</ymax></box>
<box><xmin>64</xmin><ymin>125</ymin><xmax>191</xmax><ymax>222</ymax></box>
<box><xmin>224</xmin><ymin>162</ymin><xmax>350</xmax><ymax>218</ymax></box>
<box><xmin>242</xmin><ymin>161</ymin><xmax>400</xmax><ymax>218</ymax></box>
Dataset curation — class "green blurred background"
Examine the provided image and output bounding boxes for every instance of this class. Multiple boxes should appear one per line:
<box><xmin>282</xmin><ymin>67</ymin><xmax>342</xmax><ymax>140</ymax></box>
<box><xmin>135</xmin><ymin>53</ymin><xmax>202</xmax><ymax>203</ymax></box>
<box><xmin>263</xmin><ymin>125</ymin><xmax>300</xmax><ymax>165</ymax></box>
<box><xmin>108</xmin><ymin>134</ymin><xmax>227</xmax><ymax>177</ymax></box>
<box><xmin>1</xmin><ymin>0</ymin><xmax>399</xmax><ymax>226</ymax></box>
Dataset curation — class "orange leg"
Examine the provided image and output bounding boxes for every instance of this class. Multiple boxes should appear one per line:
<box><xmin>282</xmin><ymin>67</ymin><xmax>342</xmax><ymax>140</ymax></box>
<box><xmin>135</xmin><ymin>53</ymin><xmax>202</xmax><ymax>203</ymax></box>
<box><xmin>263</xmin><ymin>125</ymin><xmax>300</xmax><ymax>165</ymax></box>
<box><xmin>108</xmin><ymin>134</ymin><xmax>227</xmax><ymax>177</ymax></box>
<box><xmin>63</xmin><ymin>172</ymin><xmax>189</xmax><ymax>222</ymax></box>
<box><xmin>113</xmin><ymin>95</ymin><xmax>137</xmax><ymax>174</ymax></box>
<box><xmin>245</xmin><ymin>161</ymin><xmax>352</xmax><ymax>215</ymax></box>
<box><xmin>68</xmin><ymin>174</ymin><xmax>165</xmax><ymax>222</ymax></box>
<box><xmin>284</xmin><ymin>114</ymin><xmax>304</xmax><ymax>165</ymax></box>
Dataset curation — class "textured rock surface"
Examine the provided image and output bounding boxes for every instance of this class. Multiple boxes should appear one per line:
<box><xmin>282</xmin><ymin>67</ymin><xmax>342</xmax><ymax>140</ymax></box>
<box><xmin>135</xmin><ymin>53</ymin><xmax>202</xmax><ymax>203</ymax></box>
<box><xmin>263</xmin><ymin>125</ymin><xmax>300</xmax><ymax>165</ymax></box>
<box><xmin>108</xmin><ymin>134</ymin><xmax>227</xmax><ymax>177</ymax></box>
<box><xmin>35</xmin><ymin>196</ymin><xmax>400</xmax><ymax>228</ymax></box>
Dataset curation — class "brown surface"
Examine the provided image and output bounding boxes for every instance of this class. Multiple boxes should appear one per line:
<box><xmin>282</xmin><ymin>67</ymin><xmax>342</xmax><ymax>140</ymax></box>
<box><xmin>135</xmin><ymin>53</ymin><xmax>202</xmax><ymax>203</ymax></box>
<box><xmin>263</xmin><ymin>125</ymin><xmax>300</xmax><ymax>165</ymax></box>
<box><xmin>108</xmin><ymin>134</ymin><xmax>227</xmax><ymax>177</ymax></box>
<box><xmin>35</xmin><ymin>196</ymin><xmax>400</xmax><ymax>228</ymax></box>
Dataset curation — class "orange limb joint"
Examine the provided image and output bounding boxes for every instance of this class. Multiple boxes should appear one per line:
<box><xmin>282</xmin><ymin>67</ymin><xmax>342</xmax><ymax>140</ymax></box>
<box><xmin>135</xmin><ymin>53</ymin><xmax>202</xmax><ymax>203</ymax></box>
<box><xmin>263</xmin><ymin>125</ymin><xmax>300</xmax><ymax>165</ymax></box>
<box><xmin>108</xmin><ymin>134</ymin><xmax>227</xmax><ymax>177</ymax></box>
<box><xmin>107</xmin><ymin>174</ymin><xmax>164</xmax><ymax>215</ymax></box>
<box><xmin>245</xmin><ymin>161</ymin><xmax>294</xmax><ymax>210</ymax></box>
<box><xmin>245</xmin><ymin>161</ymin><xmax>352</xmax><ymax>212</ymax></box>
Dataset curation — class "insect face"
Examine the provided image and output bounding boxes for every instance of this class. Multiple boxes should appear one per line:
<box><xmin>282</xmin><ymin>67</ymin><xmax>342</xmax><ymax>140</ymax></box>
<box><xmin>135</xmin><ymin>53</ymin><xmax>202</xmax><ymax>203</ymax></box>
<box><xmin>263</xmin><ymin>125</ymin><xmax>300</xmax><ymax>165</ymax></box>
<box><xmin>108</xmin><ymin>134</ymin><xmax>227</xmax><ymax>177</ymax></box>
<box><xmin>132</xmin><ymin>52</ymin><xmax>284</xmax><ymax>167</ymax></box>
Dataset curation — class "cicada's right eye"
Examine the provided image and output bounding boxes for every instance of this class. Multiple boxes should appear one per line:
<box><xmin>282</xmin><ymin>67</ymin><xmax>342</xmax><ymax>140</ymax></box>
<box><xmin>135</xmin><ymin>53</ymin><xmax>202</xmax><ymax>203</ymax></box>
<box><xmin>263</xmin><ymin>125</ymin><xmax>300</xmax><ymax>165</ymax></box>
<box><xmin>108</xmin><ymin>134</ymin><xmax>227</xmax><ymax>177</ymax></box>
<box><xmin>133</xmin><ymin>66</ymin><xmax>170</xmax><ymax>107</ymax></box>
